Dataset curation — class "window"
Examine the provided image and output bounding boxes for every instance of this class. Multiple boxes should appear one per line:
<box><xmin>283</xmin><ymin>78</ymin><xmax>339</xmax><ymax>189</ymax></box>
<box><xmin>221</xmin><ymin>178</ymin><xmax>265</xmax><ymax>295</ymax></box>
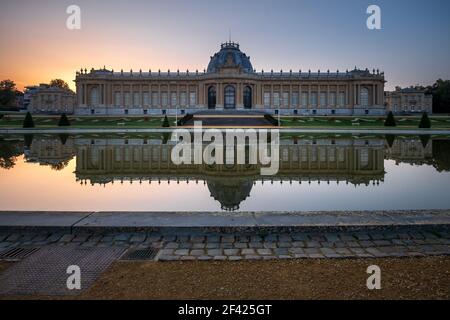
<box><xmin>360</xmin><ymin>87</ymin><xmax>369</xmax><ymax>107</ymax></box>
<box><xmin>143</xmin><ymin>92</ymin><xmax>149</xmax><ymax>106</ymax></box>
<box><xmin>301</xmin><ymin>92</ymin><xmax>308</xmax><ymax>106</ymax></box>
<box><xmin>243</xmin><ymin>86</ymin><xmax>252</xmax><ymax>109</ymax></box>
<box><xmin>125</xmin><ymin>109</ymin><xmax>128</xmax><ymax>115</ymax></box>
<box><xmin>224</xmin><ymin>86</ymin><xmax>235</xmax><ymax>109</ymax></box>
<box><xmin>115</xmin><ymin>92</ymin><xmax>121</xmax><ymax>106</ymax></box>
<box><xmin>331</xmin><ymin>110</ymin><xmax>336</xmax><ymax>115</ymax></box>
<box><xmin>180</xmin><ymin>92</ymin><xmax>187</xmax><ymax>106</ymax></box>
<box><xmin>319</xmin><ymin>92</ymin><xmax>326</xmax><ymax>107</ymax></box>
<box><xmin>143</xmin><ymin>109</ymin><xmax>148</xmax><ymax>115</ymax></box>
<box><xmin>293</xmin><ymin>109</ymin><xmax>298</xmax><ymax>115</ymax></box>
<box><xmin>291</xmin><ymin>92</ymin><xmax>299</xmax><ymax>107</ymax></box>
<box><xmin>90</xmin><ymin>87</ymin><xmax>99</xmax><ymax>106</ymax></box>
<box><xmin>329</xmin><ymin>92</ymin><xmax>336</xmax><ymax>106</ymax></box>
<box><xmin>161</xmin><ymin>92</ymin><xmax>168</xmax><ymax>106</ymax></box>
<box><xmin>124</xmin><ymin>92</ymin><xmax>131</xmax><ymax>106</ymax></box>
<box><xmin>338</xmin><ymin>92</ymin><xmax>345</xmax><ymax>107</ymax></box>
<box><xmin>273</xmin><ymin>92</ymin><xmax>280</xmax><ymax>107</ymax></box>
<box><xmin>171</xmin><ymin>92</ymin><xmax>177</xmax><ymax>106</ymax></box>
<box><xmin>282</xmin><ymin>92</ymin><xmax>289</xmax><ymax>107</ymax></box>
<box><xmin>189</xmin><ymin>92</ymin><xmax>197</xmax><ymax>106</ymax></box>
<box><xmin>264</xmin><ymin>92</ymin><xmax>271</xmax><ymax>107</ymax></box>
<box><xmin>152</xmin><ymin>92</ymin><xmax>159</xmax><ymax>106</ymax></box>
<box><xmin>133</xmin><ymin>92</ymin><xmax>140</xmax><ymax>107</ymax></box>
<box><xmin>310</xmin><ymin>92</ymin><xmax>317</xmax><ymax>106</ymax></box>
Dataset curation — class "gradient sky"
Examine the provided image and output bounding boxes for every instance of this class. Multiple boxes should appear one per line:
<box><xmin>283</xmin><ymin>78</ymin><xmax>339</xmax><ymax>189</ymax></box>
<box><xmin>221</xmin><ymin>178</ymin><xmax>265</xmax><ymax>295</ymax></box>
<box><xmin>1</xmin><ymin>0</ymin><xmax>449</xmax><ymax>91</ymax></box>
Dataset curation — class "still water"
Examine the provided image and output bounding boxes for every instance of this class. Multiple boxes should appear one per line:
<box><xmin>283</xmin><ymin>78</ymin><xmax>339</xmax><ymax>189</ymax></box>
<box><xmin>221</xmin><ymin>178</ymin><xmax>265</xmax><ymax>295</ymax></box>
<box><xmin>1</xmin><ymin>133</ymin><xmax>450</xmax><ymax>212</ymax></box>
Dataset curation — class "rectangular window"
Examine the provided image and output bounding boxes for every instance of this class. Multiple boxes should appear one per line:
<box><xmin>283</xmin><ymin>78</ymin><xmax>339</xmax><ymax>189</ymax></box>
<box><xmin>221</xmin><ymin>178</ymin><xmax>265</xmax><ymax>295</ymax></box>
<box><xmin>264</xmin><ymin>92</ymin><xmax>271</xmax><ymax>107</ymax></box>
<box><xmin>124</xmin><ymin>92</ymin><xmax>131</xmax><ymax>106</ymax></box>
<box><xmin>310</xmin><ymin>92</ymin><xmax>317</xmax><ymax>106</ymax></box>
<box><xmin>329</xmin><ymin>92</ymin><xmax>336</xmax><ymax>106</ymax></box>
<box><xmin>282</xmin><ymin>92</ymin><xmax>289</xmax><ymax>107</ymax></box>
<box><xmin>161</xmin><ymin>92</ymin><xmax>168</xmax><ymax>106</ymax></box>
<box><xmin>171</xmin><ymin>92</ymin><xmax>177</xmax><ymax>106</ymax></box>
<box><xmin>152</xmin><ymin>92</ymin><xmax>159</xmax><ymax>106</ymax></box>
<box><xmin>115</xmin><ymin>92</ymin><xmax>121</xmax><ymax>106</ymax></box>
<box><xmin>301</xmin><ymin>92</ymin><xmax>308</xmax><ymax>106</ymax></box>
<box><xmin>291</xmin><ymin>92</ymin><xmax>299</xmax><ymax>107</ymax></box>
<box><xmin>273</xmin><ymin>92</ymin><xmax>280</xmax><ymax>107</ymax></box>
<box><xmin>338</xmin><ymin>92</ymin><xmax>345</xmax><ymax>107</ymax></box>
<box><xmin>189</xmin><ymin>92</ymin><xmax>196</xmax><ymax>106</ymax></box>
<box><xmin>180</xmin><ymin>92</ymin><xmax>187</xmax><ymax>106</ymax></box>
<box><xmin>133</xmin><ymin>92</ymin><xmax>140</xmax><ymax>107</ymax></box>
<box><xmin>320</xmin><ymin>92</ymin><xmax>326</xmax><ymax>107</ymax></box>
<box><xmin>143</xmin><ymin>92</ymin><xmax>149</xmax><ymax>106</ymax></box>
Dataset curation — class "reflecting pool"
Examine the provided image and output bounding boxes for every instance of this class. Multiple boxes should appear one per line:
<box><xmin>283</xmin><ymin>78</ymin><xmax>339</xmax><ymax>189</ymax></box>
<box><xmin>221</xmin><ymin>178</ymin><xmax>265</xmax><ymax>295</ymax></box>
<box><xmin>1</xmin><ymin>133</ymin><xmax>450</xmax><ymax>211</ymax></box>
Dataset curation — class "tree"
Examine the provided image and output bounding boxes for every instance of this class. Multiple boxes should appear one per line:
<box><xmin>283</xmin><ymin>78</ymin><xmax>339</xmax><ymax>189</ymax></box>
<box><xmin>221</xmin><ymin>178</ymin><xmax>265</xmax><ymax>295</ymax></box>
<box><xmin>49</xmin><ymin>79</ymin><xmax>70</xmax><ymax>90</ymax></box>
<box><xmin>0</xmin><ymin>79</ymin><xmax>17</xmax><ymax>107</ymax></box>
<box><xmin>58</xmin><ymin>113</ymin><xmax>71</xmax><ymax>126</ymax></box>
<box><xmin>162</xmin><ymin>115</ymin><xmax>170</xmax><ymax>127</ymax></box>
<box><xmin>430</xmin><ymin>79</ymin><xmax>450</xmax><ymax>113</ymax></box>
<box><xmin>23</xmin><ymin>112</ymin><xmax>35</xmax><ymax>128</ymax></box>
<box><xmin>418</xmin><ymin>112</ymin><xmax>431</xmax><ymax>128</ymax></box>
<box><xmin>384</xmin><ymin>111</ymin><xmax>396</xmax><ymax>127</ymax></box>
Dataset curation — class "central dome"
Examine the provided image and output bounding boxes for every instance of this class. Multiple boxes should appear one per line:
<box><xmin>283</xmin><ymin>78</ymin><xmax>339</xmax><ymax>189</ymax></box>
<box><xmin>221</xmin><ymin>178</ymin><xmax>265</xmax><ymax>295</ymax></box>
<box><xmin>207</xmin><ymin>42</ymin><xmax>254</xmax><ymax>74</ymax></box>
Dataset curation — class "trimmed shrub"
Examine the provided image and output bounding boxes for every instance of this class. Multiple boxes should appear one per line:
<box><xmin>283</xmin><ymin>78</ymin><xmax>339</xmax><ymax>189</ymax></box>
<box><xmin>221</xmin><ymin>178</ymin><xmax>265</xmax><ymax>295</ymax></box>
<box><xmin>58</xmin><ymin>113</ymin><xmax>71</xmax><ymax>126</ymax></box>
<box><xmin>177</xmin><ymin>113</ymin><xmax>193</xmax><ymax>126</ymax></box>
<box><xmin>385</xmin><ymin>134</ymin><xmax>396</xmax><ymax>148</ymax></box>
<box><xmin>384</xmin><ymin>111</ymin><xmax>396</xmax><ymax>127</ymax></box>
<box><xmin>23</xmin><ymin>112</ymin><xmax>35</xmax><ymax>128</ymax></box>
<box><xmin>418</xmin><ymin>112</ymin><xmax>431</xmax><ymax>129</ymax></box>
<box><xmin>162</xmin><ymin>115</ymin><xmax>170</xmax><ymax>127</ymax></box>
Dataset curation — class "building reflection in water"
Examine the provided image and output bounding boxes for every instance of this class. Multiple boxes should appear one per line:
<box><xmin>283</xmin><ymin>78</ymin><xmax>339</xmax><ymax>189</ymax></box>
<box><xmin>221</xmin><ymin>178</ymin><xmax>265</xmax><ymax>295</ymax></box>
<box><xmin>2</xmin><ymin>133</ymin><xmax>447</xmax><ymax>210</ymax></box>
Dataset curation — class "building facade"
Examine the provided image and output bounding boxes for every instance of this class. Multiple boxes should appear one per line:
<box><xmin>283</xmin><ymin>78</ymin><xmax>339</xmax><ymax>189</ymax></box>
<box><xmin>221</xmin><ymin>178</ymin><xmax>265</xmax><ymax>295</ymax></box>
<box><xmin>385</xmin><ymin>87</ymin><xmax>433</xmax><ymax>114</ymax></box>
<box><xmin>26</xmin><ymin>84</ymin><xmax>76</xmax><ymax>114</ymax></box>
<box><xmin>75</xmin><ymin>42</ymin><xmax>386</xmax><ymax>116</ymax></box>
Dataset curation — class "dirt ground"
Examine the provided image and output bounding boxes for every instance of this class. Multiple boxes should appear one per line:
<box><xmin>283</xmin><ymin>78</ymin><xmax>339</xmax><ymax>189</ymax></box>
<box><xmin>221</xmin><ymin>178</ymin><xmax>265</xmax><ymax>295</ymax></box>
<box><xmin>1</xmin><ymin>257</ymin><xmax>449</xmax><ymax>300</ymax></box>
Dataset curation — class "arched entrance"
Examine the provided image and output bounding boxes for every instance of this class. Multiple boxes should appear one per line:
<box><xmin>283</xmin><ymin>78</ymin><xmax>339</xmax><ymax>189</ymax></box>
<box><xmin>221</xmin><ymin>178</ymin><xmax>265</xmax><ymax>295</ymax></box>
<box><xmin>208</xmin><ymin>86</ymin><xmax>216</xmax><ymax>109</ymax></box>
<box><xmin>243</xmin><ymin>86</ymin><xmax>252</xmax><ymax>109</ymax></box>
<box><xmin>224</xmin><ymin>85</ymin><xmax>236</xmax><ymax>109</ymax></box>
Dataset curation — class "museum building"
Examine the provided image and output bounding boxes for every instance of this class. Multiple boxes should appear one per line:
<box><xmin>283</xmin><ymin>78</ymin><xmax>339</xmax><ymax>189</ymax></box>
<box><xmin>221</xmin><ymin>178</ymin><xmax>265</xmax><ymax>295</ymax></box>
<box><xmin>74</xmin><ymin>42</ymin><xmax>386</xmax><ymax>116</ymax></box>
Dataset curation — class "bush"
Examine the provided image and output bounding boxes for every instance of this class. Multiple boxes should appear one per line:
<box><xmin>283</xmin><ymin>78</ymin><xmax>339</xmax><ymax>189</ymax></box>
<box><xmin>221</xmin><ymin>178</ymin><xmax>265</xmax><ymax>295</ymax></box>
<box><xmin>58</xmin><ymin>113</ymin><xmax>71</xmax><ymax>126</ymax></box>
<box><xmin>177</xmin><ymin>113</ymin><xmax>193</xmax><ymax>126</ymax></box>
<box><xmin>384</xmin><ymin>111</ymin><xmax>396</xmax><ymax>127</ymax></box>
<box><xmin>418</xmin><ymin>112</ymin><xmax>431</xmax><ymax>128</ymax></box>
<box><xmin>23</xmin><ymin>112</ymin><xmax>35</xmax><ymax>128</ymax></box>
<box><xmin>162</xmin><ymin>115</ymin><xmax>170</xmax><ymax>127</ymax></box>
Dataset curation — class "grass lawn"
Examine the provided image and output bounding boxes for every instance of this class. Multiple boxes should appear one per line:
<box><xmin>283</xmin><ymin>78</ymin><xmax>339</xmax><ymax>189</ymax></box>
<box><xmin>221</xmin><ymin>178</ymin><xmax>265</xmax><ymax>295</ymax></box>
<box><xmin>280</xmin><ymin>116</ymin><xmax>450</xmax><ymax>129</ymax></box>
<box><xmin>0</xmin><ymin>115</ymin><xmax>176</xmax><ymax>128</ymax></box>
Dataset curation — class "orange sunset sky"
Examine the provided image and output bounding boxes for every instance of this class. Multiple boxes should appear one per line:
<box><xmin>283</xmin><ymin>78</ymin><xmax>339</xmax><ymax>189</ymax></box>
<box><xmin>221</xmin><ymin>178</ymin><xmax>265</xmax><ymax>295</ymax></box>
<box><xmin>1</xmin><ymin>0</ymin><xmax>449</xmax><ymax>92</ymax></box>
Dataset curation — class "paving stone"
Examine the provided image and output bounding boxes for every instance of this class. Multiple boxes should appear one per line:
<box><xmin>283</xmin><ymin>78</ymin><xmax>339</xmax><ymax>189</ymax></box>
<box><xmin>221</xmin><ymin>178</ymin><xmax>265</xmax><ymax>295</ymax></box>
<box><xmin>180</xmin><ymin>256</ymin><xmax>196</xmax><ymax>261</ymax></box>
<box><xmin>245</xmin><ymin>255</ymin><xmax>263</xmax><ymax>260</ymax></box>
<box><xmin>277</xmin><ymin>242</ymin><xmax>292</xmax><ymax>248</ymax></box>
<box><xmin>250</xmin><ymin>236</ymin><xmax>263</xmax><ymax>242</ymax></box>
<box><xmin>278</xmin><ymin>235</ymin><xmax>292</xmax><ymax>242</ymax></box>
<box><xmin>165</xmin><ymin>242</ymin><xmax>179</xmax><ymax>249</ymax></box>
<box><xmin>174</xmin><ymin>249</ymin><xmax>189</xmax><ymax>256</ymax></box>
<box><xmin>159</xmin><ymin>255</ymin><xmax>180</xmax><ymax>261</ymax></box>
<box><xmin>274</xmin><ymin>248</ymin><xmax>289</xmax><ymax>255</ymax></box>
<box><xmin>257</xmin><ymin>248</ymin><xmax>273</xmax><ymax>255</ymax></box>
<box><xmin>262</xmin><ymin>256</ymin><xmax>277</xmax><ymax>260</ymax></box>
<box><xmin>365</xmin><ymin>247</ymin><xmax>386</xmax><ymax>257</ymax></box>
<box><xmin>307</xmin><ymin>253</ymin><xmax>325</xmax><ymax>259</ymax></box>
<box><xmin>263</xmin><ymin>242</ymin><xmax>277</xmax><ymax>249</ymax></box>
<box><xmin>241</xmin><ymin>248</ymin><xmax>256</xmax><ymax>255</ymax></box>
<box><xmin>291</xmin><ymin>234</ymin><xmax>308</xmax><ymax>241</ymax></box>
<box><xmin>213</xmin><ymin>256</ymin><xmax>227</xmax><ymax>261</ymax></box>
<box><xmin>72</xmin><ymin>234</ymin><xmax>91</xmax><ymax>243</ymax></box>
<box><xmin>220</xmin><ymin>243</ymin><xmax>234</xmax><ymax>249</ymax></box>
<box><xmin>291</xmin><ymin>241</ymin><xmax>304</xmax><ymax>248</ymax></box>
<box><xmin>354</xmin><ymin>233</ymin><xmax>371</xmax><ymax>241</ymax></box>
<box><xmin>264</xmin><ymin>235</ymin><xmax>278</xmax><ymax>242</ymax></box>
<box><xmin>335</xmin><ymin>248</ymin><xmax>352</xmax><ymax>255</ymax></box>
<box><xmin>373</xmin><ymin>240</ymin><xmax>392</xmax><ymax>246</ymax></box>
<box><xmin>249</xmin><ymin>242</ymin><xmax>263</xmax><ymax>248</ymax></box>
<box><xmin>146</xmin><ymin>235</ymin><xmax>162</xmax><ymax>242</ymax></box>
<box><xmin>207</xmin><ymin>249</ymin><xmax>223</xmax><ymax>256</ymax></box>
<box><xmin>293</xmin><ymin>253</ymin><xmax>308</xmax><ymax>258</ymax></box>
<box><xmin>113</xmin><ymin>234</ymin><xmax>131</xmax><ymax>242</ymax></box>
<box><xmin>160</xmin><ymin>249</ymin><xmax>175</xmax><ymax>255</ymax></box>
<box><xmin>236</xmin><ymin>236</ymin><xmax>250</xmax><ymax>242</ymax></box>
<box><xmin>178</xmin><ymin>243</ymin><xmax>192</xmax><ymax>249</ymax></box>
<box><xmin>163</xmin><ymin>235</ymin><xmax>177</xmax><ymax>242</ymax></box>
<box><xmin>308</xmin><ymin>234</ymin><xmax>326</xmax><ymax>242</ymax></box>
<box><xmin>223</xmin><ymin>249</ymin><xmax>239</xmax><ymax>256</ymax></box>
<box><xmin>175</xmin><ymin>235</ymin><xmax>189</xmax><ymax>242</ymax></box>
<box><xmin>369</xmin><ymin>233</ymin><xmax>385</xmax><ymax>240</ymax></box>
<box><xmin>289</xmin><ymin>248</ymin><xmax>305</xmax><ymax>254</ymax></box>
<box><xmin>234</xmin><ymin>242</ymin><xmax>248</xmax><ymax>249</ymax></box>
<box><xmin>277</xmin><ymin>255</ymin><xmax>293</xmax><ymax>259</ymax></box>
<box><xmin>345</xmin><ymin>241</ymin><xmax>361</xmax><ymax>248</ymax></box>
<box><xmin>304</xmin><ymin>248</ymin><xmax>320</xmax><ymax>254</ymax></box>
<box><xmin>190</xmin><ymin>249</ymin><xmax>205</xmax><ymax>256</ymax></box>
<box><xmin>198</xmin><ymin>256</ymin><xmax>213</xmax><ymax>261</ymax></box>
<box><xmin>228</xmin><ymin>256</ymin><xmax>242</xmax><ymax>261</ymax></box>
<box><xmin>192</xmin><ymin>243</ymin><xmax>206</xmax><ymax>249</ymax></box>
<box><xmin>130</xmin><ymin>234</ymin><xmax>147</xmax><ymax>243</ymax></box>
<box><xmin>305</xmin><ymin>241</ymin><xmax>321</xmax><ymax>248</ymax></box>
<box><xmin>324</xmin><ymin>234</ymin><xmax>340</xmax><ymax>243</ymax></box>
<box><xmin>359</xmin><ymin>240</ymin><xmax>375</xmax><ymax>247</ymax></box>
<box><xmin>190</xmin><ymin>236</ymin><xmax>205</xmax><ymax>243</ymax></box>
<box><xmin>221</xmin><ymin>236</ymin><xmax>235</xmax><ymax>243</ymax></box>
<box><xmin>45</xmin><ymin>234</ymin><xmax>63</xmax><ymax>243</ymax></box>
<box><xmin>206</xmin><ymin>235</ymin><xmax>221</xmax><ymax>242</ymax></box>
<box><xmin>206</xmin><ymin>242</ymin><xmax>220</xmax><ymax>249</ymax></box>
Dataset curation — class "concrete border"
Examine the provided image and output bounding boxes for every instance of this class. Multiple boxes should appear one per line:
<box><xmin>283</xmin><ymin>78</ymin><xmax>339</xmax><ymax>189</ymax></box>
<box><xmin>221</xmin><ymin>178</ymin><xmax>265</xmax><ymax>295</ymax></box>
<box><xmin>1</xmin><ymin>210</ymin><xmax>449</xmax><ymax>233</ymax></box>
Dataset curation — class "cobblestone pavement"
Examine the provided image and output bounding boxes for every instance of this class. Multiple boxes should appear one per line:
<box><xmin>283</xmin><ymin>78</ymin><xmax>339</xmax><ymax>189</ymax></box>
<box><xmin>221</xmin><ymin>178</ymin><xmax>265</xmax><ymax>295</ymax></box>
<box><xmin>0</xmin><ymin>229</ymin><xmax>449</xmax><ymax>261</ymax></box>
